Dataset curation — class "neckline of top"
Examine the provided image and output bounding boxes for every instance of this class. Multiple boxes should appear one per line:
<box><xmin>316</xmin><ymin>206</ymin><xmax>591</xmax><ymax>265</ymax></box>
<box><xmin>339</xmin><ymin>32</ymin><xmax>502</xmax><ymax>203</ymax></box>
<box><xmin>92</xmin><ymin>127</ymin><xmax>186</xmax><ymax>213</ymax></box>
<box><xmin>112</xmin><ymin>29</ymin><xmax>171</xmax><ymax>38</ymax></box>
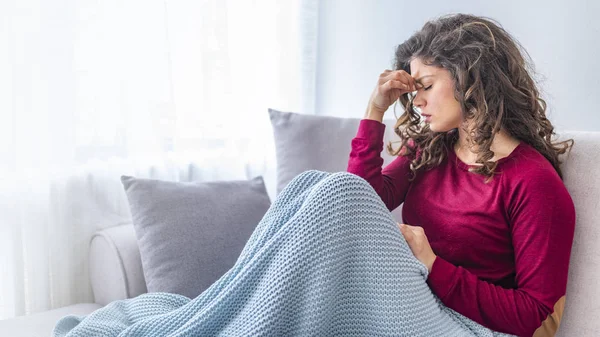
<box><xmin>447</xmin><ymin>138</ymin><xmax>526</xmax><ymax>171</ymax></box>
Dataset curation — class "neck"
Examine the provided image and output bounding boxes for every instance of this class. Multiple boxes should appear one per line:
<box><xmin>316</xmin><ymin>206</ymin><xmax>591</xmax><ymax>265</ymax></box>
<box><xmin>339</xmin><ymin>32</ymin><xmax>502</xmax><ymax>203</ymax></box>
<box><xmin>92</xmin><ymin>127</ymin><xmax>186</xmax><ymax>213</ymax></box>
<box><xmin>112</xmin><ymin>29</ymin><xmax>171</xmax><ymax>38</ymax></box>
<box><xmin>454</xmin><ymin>125</ymin><xmax>519</xmax><ymax>164</ymax></box>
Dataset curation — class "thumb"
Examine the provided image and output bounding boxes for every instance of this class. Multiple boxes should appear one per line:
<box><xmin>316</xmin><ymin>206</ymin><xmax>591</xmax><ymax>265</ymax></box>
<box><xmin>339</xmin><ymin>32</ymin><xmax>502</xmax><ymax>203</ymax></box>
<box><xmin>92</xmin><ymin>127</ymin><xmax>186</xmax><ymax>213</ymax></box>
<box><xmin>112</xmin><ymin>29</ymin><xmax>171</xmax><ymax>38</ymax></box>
<box><xmin>398</xmin><ymin>223</ymin><xmax>414</xmax><ymax>241</ymax></box>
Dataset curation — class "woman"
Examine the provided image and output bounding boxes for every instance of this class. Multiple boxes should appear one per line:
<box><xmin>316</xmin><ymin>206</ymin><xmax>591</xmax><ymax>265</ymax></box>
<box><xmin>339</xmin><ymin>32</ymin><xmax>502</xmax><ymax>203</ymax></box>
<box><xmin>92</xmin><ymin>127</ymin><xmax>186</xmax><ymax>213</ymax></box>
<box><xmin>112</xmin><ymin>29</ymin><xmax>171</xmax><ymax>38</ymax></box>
<box><xmin>54</xmin><ymin>13</ymin><xmax>574</xmax><ymax>337</ymax></box>
<box><xmin>348</xmin><ymin>13</ymin><xmax>575</xmax><ymax>337</ymax></box>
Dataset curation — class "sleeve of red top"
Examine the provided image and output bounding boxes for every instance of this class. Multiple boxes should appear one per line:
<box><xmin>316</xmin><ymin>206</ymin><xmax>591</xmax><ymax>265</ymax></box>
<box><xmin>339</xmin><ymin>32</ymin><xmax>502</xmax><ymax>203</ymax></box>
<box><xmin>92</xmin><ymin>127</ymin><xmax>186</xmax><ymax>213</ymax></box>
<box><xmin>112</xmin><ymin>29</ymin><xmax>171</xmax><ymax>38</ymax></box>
<box><xmin>346</xmin><ymin>119</ymin><xmax>415</xmax><ymax>212</ymax></box>
<box><xmin>426</xmin><ymin>169</ymin><xmax>576</xmax><ymax>336</ymax></box>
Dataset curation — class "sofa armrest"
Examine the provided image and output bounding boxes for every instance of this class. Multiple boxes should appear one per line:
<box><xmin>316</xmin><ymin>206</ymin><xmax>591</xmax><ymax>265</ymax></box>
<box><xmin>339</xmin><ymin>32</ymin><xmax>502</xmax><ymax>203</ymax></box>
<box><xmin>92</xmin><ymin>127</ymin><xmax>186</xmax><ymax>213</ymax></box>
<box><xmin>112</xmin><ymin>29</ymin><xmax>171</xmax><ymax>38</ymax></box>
<box><xmin>89</xmin><ymin>224</ymin><xmax>147</xmax><ymax>306</ymax></box>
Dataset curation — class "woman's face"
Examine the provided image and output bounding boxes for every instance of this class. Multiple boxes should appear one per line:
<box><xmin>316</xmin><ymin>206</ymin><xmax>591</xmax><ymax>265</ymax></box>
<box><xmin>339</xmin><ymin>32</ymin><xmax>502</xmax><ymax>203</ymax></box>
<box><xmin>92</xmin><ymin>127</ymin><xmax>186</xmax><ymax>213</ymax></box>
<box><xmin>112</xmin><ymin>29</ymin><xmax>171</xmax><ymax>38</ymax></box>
<box><xmin>409</xmin><ymin>57</ymin><xmax>463</xmax><ymax>132</ymax></box>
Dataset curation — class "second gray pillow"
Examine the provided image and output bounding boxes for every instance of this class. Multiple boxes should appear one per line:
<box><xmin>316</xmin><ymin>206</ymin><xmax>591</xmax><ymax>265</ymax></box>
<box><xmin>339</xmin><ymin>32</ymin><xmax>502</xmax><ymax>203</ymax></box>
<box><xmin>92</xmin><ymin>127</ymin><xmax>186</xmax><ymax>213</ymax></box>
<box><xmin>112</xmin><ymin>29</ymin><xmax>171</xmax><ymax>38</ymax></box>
<box><xmin>121</xmin><ymin>175</ymin><xmax>271</xmax><ymax>300</ymax></box>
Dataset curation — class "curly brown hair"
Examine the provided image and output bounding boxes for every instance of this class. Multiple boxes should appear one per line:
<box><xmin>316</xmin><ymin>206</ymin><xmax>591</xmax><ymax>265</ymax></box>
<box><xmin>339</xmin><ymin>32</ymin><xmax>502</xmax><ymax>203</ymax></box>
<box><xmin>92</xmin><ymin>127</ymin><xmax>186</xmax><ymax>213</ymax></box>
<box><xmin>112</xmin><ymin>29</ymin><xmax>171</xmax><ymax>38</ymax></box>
<box><xmin>387</xmin><ymin>13</ymin><xmax>573</xmax><ymax>183</ymax></box>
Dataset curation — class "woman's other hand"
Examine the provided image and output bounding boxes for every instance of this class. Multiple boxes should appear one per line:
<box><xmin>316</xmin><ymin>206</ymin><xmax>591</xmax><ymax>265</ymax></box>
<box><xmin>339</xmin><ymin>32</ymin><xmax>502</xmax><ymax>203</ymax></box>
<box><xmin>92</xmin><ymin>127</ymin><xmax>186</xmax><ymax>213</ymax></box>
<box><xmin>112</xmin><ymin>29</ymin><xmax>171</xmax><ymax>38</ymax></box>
<box><xmin>397</xmin><ymin>223</ymin><xmax>437</xmax><ymax>273</ymax></box>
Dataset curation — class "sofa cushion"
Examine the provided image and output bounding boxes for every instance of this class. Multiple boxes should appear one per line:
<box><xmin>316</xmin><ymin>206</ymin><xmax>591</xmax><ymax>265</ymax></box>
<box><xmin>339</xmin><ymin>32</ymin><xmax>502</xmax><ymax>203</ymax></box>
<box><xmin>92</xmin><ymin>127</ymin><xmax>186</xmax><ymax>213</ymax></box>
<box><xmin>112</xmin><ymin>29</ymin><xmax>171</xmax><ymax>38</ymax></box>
<box><xmin>0</xmin><ymin>303</ymin><xmax>102</xmax><ymax>337</ymax></box>
<box><xmin>268</xmin><ymin>108</ymin><xmax>405</xmax><ymax>222</ymax></box>
<box><xmin>121</xmin><ymin>175</ymin><xmax>271</xmax><ymax>300</ymax></box>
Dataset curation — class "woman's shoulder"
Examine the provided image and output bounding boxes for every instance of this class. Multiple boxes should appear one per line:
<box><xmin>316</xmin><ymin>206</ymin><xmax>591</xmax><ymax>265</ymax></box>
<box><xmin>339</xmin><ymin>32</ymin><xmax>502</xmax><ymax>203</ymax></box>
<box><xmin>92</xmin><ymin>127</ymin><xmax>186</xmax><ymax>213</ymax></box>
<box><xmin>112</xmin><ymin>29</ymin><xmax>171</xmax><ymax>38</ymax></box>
<box><xmin>501</xmin><ymin>142</ymin><xmax>572</xmax><ymax>202</ymax></box>
<box><xmin>501</xmin><ymin>142</ymin><xmax>559</xmax><ymax>178</ymax></box>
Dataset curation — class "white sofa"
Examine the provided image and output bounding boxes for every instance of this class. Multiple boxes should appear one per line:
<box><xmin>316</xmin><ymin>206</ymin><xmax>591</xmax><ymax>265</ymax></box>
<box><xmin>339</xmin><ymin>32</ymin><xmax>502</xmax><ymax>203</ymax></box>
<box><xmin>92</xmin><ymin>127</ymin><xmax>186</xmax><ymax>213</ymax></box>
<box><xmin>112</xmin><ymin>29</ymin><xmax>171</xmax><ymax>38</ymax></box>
<box><xmin>1</xmin><ymin>130</ymin><xmax>599</xmax><ymax>337</ymax></box>
<box><xmin>0</xmin><ymin>224</ymin><xmax>146</xmax><ymax>337</ymax></box>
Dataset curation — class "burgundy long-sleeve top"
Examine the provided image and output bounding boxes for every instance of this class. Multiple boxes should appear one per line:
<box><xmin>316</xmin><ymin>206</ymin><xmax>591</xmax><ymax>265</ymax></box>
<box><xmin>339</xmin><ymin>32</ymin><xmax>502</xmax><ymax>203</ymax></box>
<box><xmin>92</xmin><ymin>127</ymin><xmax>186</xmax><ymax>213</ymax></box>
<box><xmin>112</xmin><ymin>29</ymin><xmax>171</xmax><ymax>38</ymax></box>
<box><xmin>347</xmin><ymin>119</ymin><xmax>576</xmax><ymax>337</ymax></box>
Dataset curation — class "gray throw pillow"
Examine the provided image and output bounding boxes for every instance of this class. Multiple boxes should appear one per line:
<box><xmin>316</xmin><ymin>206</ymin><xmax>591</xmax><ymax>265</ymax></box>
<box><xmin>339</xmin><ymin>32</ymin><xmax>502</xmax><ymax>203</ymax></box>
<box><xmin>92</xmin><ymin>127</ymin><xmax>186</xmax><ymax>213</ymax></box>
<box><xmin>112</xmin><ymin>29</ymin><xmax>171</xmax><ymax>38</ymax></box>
<box><xmin>268</xmin><ymin>108</ymin><xmax>405</xmax><ymax>221</ymax></box>
<box><xmin>121</xmin><ymin>175</ymin><xmax>271</xmax><ymax>299</ymax></box>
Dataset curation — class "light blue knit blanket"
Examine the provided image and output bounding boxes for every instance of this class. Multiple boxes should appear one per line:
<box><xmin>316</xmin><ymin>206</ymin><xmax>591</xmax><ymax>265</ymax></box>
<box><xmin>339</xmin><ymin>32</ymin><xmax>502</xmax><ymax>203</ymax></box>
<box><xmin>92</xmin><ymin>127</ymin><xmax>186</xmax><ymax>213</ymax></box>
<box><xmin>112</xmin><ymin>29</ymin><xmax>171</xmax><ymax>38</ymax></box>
<box><xmin>53</xmin><ymin>170</ymin><xmax>516</xmax><ymax>337</ymax></box>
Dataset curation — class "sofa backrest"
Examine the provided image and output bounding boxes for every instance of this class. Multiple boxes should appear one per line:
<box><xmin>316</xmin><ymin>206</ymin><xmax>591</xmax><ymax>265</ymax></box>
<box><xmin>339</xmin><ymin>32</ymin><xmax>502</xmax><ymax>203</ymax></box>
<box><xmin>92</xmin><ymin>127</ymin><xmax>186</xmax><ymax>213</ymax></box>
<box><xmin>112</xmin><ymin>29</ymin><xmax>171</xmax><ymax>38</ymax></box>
<box><xmin>555</xmin><ymin>131</ymin><xmax>600</xmax><ymax>336</ymax></box>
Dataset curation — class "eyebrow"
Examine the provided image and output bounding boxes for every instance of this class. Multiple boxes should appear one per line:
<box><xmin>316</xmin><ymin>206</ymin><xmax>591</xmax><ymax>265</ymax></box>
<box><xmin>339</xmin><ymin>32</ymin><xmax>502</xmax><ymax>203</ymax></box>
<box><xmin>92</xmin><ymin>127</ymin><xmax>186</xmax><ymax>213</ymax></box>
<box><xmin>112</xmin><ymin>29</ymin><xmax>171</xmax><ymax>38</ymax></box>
<box><xmin>414</xmin><ymin>74</ymin><xmax>434</xmax><ymax>82</ymax></box>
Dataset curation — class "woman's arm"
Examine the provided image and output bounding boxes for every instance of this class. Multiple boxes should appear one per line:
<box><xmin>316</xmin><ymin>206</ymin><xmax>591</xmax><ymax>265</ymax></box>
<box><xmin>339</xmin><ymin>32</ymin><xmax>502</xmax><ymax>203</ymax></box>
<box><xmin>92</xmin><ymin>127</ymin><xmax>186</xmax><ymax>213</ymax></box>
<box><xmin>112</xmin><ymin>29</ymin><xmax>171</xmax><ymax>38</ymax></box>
<box><xmin>347</xmin><ymin>119</ymin><xmax>415</xmax><ymax>211</ymax></box>
<box><xmin>426</xmin><ymin>171</ymin><xmax>576</xmax><ymax>336</ymax></box>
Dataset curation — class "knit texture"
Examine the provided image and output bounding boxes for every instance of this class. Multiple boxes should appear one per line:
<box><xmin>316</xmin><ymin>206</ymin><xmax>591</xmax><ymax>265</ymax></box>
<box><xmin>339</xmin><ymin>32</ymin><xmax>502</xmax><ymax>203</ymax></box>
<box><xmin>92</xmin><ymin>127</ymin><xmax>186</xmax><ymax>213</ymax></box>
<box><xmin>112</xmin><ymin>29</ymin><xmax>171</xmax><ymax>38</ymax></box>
<box><xmin>53</xmin><ymin>170</ymin><xmax>516</xmax><ymax>337</ymax></box>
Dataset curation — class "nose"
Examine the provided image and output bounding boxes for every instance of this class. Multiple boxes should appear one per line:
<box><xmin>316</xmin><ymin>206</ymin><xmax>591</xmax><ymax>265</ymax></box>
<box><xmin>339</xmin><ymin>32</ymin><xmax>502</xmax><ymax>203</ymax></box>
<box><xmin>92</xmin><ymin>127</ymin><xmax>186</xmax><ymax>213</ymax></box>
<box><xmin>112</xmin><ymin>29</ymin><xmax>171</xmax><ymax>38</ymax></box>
<box><xmin>412</xmin><ymin>92</ymin><xmax>426</xmax><ymax>111</ymax></box>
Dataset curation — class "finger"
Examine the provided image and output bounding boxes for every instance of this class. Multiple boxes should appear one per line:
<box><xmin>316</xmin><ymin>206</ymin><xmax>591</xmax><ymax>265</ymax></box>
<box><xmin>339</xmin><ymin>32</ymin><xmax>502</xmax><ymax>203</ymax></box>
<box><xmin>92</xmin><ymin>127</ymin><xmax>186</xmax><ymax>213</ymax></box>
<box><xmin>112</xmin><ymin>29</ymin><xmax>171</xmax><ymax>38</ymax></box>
<box><xmin>412</xmin><ymin>79</ymin><xmax>426</xmax><ymax>91</ymax></box>
<box><xmin>403</xmin><ymin>224</ymin><xmax>423</xmax><ymax>231</ymax></box>
<box><xmin>393</xmin><ymin>71</ymin><xmax>417</xmax><ymax>91</ymax></box>
<box><xmin>381</xmin><ymin>70</ymin><xmax>414</xmax><ymax>91</ymax></box>
<box><xmin>383</xmin><ymin>79</ymin><xmax>412</xmax><ymax>93</ymax></box>
<box><xmin>399</xmin><ymin>224</ymin><xmax>414</xmax><ymax>242</ymax></box>
<box><xmin>378</xmin><ymin>69</ymin><xmax>393</xmax><ymax>82</ymax></box>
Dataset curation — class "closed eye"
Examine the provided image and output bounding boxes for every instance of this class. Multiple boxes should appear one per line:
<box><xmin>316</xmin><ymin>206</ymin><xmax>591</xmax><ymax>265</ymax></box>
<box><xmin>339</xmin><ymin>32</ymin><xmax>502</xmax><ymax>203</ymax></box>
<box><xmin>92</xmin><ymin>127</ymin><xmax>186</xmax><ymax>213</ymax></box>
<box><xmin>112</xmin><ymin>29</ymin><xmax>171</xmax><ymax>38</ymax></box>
<box><xmin>408</xmin><ymin>85</ymin><xmax>432</xmax><ymax>99</ymax></box>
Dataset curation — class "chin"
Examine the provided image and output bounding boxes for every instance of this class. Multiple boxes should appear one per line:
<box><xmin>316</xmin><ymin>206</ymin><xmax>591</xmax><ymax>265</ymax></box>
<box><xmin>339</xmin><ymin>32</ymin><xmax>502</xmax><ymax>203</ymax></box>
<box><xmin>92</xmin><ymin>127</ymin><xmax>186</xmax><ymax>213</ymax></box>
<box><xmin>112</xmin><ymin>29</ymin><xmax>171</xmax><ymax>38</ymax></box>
<box><xmin>428</xmin><ymin>121</ymin><xmax>455</xmax><ymax>133</ymax></box>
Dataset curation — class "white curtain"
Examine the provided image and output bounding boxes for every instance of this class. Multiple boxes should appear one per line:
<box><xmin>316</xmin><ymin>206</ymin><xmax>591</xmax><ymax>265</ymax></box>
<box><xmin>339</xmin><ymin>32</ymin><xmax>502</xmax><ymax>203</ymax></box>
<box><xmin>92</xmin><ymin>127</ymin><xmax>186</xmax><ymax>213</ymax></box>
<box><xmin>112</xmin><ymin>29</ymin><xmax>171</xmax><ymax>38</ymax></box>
<box><xmin>0</xmin><ymin>0</ymin><xmax>319</xmax><ymax>319</ymax></box>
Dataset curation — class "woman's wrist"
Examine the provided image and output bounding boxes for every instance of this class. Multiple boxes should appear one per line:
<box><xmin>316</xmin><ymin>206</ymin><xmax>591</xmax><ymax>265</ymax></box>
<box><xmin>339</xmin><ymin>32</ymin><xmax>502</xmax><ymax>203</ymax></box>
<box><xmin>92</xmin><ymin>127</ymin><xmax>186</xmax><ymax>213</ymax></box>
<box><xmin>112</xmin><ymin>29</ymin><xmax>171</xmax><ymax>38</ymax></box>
<box><xmin>363</xmin><ymin>106</ymin><xmax>385</xmax><ymax>122</ymax></box>
<box><xmin>426</xmin><ymin>255</ymin><xmax>437</xmax><ymax>274</ymax></box>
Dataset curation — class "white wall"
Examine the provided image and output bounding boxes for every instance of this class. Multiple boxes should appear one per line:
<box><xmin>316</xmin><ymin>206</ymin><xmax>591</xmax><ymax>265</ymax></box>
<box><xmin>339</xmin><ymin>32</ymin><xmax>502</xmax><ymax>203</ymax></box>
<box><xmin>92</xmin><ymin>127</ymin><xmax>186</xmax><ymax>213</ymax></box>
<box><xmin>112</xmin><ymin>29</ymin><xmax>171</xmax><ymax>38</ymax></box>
<box><xmin>315</xmin><ymin>0</ymin><xmax>600</xmax><ymax>132</ymax></box>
